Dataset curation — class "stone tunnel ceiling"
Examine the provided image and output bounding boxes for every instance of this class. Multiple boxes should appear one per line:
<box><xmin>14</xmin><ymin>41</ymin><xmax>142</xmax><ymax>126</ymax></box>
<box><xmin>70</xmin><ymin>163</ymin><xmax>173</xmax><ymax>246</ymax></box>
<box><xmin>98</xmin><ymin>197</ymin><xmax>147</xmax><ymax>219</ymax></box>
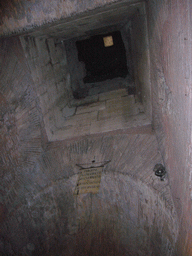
<box><xmin>0</xmin><ymin>0</ymin><xmax>144</xmax><ymax>38</ymax></box>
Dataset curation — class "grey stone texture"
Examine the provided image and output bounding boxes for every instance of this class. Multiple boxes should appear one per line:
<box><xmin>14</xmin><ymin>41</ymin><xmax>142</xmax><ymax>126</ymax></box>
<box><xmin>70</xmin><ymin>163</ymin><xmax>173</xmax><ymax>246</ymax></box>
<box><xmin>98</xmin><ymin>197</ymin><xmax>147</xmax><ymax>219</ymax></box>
<box><xmin>0</xmin><ymin>35</ymin><xmax>178</xmax><ymax>255</ymax></box>
<box><xmin>47</xmin><ymin>88</ymin><xmax>147</xmax><ymax>141</ymax></box>
<box><xmin>20</xmin><ymin>35</ymin><xmax>73</xmax><ymax>136</ymax></box>
<box><xmin>1</xmin><ymin>0</ymin><xmax>192</xmax><ymax>255</ymax></box>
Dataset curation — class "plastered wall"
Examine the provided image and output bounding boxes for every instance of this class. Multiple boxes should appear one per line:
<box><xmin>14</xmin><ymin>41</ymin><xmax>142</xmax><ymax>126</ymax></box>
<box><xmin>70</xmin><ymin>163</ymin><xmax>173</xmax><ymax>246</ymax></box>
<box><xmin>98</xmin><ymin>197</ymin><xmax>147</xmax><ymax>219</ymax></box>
<box><xmin>147</xmin><ymin>0</ymin><xmax>192</xmax><ymax>254</ymax></box>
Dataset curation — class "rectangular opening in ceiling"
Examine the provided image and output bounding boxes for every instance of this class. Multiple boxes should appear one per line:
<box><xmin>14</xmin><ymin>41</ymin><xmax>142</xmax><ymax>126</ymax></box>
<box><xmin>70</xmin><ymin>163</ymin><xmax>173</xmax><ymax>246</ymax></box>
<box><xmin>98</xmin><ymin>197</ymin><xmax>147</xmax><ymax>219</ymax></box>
<box><xmin>65</xmin><ymin>28</ymin><xmax>134</xmax><ymax>100</ymax></box>
<box><xmin>76</xmin><ymin>31</ymin><xmax>128</xmax><ymax>85</ymax></box>
<box><xmin>20</xmin><ymin>1</ymin><xmax>151</xmax><ymax>141</ymax></box>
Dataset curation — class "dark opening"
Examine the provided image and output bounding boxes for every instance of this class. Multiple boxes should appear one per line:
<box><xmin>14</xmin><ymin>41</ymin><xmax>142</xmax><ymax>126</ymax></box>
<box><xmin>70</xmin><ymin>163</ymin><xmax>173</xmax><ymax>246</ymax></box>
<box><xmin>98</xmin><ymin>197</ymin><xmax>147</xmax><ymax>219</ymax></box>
<box><xmin>76</xmin><ymin>31</ymin><xmax>128</xmax><ymax>84</ymax></box>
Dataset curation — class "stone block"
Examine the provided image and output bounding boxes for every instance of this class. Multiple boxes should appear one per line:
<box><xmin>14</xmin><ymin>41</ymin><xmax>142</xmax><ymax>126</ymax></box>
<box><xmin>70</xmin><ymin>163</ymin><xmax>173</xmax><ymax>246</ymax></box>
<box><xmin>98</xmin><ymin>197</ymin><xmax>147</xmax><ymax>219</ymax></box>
<box><xmin>97</xmin><ymin>108</ymin><xmax>119</xmax><ymax>121</ymax></box>
<box><xmin>56</xmin><ymin>80</ymin><xmax>68</xmax><ymax>95</ymax></box>
<box><xmin>98</xmin><ymin>95</ymin><xmax>144</xmax><ymax>121</ymax></box>
<box><xmin>71</xmin><ymin>110</ymin><xmax>98</xmax><ymax>124</ymax></box>
<box><xmin>62</xmin><ymin>105</ymin><xmax>76</xmax><ymax>118</ymax></box>
<box><xmin>97</xmin><ymin>97</ymin><xmax>123</xmax><ymax>120</ymax></box>
<box><xmin>121</xmin><ymin>95</ymin><xmax>135</xmax><ymax>105</ymax></box>
<box><xmin>76</xmin><ymin>101</ymin><xmax>105</xmax><ymax>115</ymax></box>
<box><xmin>90</xmin><ymin>116</ymin><xmax>123</xmax><ymax>134</ymax></box>
<box><xmin>99</xmin><ymin>88</ymin><xmax>128</xmax><ymax>101</ymax></box>
<box><xmin>55</xmin><ymin>93</ymin><xmax>69</xmax><ymax>110</ymax></box>
<box><xmin>55</xmin><ymin>44</ymin><xmax>66</xmax><ymax>62</ymax></box>
<box><xmin>36</xmin><ymin>37</ymin><xmax>50</xmax><ymax>66</ymax></box>
<box><xmin>60</xmin><ymin>111</ymin><xmax>97</xmax><ymax>137</ymax></box>
<box><xmin>26</xmin><ymin>58</ymin><xmax>43</xmax><ymax>84</ymax></box>
<box><xmin>122</xmin><ymin>113</ymin><xmax>151</xmax><ymax>129</ymax></box>
<box><xmin>70</xmin><ymin>94</ymin><xmax>99</xmax><ymax>107</ymax></box>
<box><xmin>62</xmin><ymin>116</ymin><xmax>77</xmax><ymax>127</ymax></box>
<box><xmin>105</xmin><ymin>97</ymin><xmax>123</xmax><ymax>112</ymax></box>
<box><xmin>60</xmin><ymin>50</ymin><xmax>68</xmax><ymax>67</ymax></box>
<box><xmin>29</xmin><ymin>37</ymin><xmax>39</xmax><ymax>59</ymax></box>
<box><xmin>74</xmin><ymin>111</ymin><xmax>98</xmax><ymax>136</ymax></box>
<box><xmin>51</xmin><ymin>110</ymin><xmax>99</xmax><ymax>140</ymax></box>
<box><xmin>42</xmin><ymin>63</ymin><xmax>54</xmax><ymax>82</ymax></box>
<box><xmin>20</xmin><ymin>36</ymin><xmax>39</xmax><ymax>60</ymax></box>
<box><xmin>53</xmin><ymin>63</ymin><xmax>65</xmax><ymax>83</ymax></box>
<box><xmin>46</xmin><ymin>81</ymin><xmax>58</xmax><ymax>105</ymax></box>
<box><xmin>91</xmin><ymin>112</ymin><xmax>151</xmax><ymax>135</ymax></box>
<box><xmin>121</xmin><ymin>96</ymin><xmax>144</xmax><ymax>121</ymax></box>
<box><xmin>47</xmin><ymin>38</ymin><xmax>58</xmax><ymax>65</ymax></box>
<box><xmin>54</xmin><ymin>107</ymin><xmax>66</xmax><ymax>129</ymax></box>
<box><xmin>51</xmin><ymin>125</ymin><xmax>75</xmax><ymax>141</ymax></box>
<box><xmin>39</xmin><ymin>92</ymin><xmax>50</xmax><ymax>114</ymax></box>
<box><xmin>73</xmin><ymin>119</ymin><xmax>91</xmax><ymax>137</ymax></box>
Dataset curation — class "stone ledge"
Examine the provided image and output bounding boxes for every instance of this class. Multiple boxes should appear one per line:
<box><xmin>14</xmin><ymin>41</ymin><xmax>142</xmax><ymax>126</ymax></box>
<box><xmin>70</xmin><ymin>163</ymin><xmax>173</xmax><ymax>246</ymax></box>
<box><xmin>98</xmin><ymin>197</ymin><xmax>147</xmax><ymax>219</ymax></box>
<box><xmin>76</xmin><ymin>101</ymin><xmax>105</xmax><ymax>115</ymax></box>
<box><xmin>49</xmin><ymin>112</ymin><xmax>151</xmax><ymax>141</ymax></box>
<box><xmin>99</xmin><ymin>88</ymin><xmax>128</xmax><ymax>101</ymax></box>
<box><xmin>44</xmin><ymin>89</ymin><xmax>151</xmax><ymax>142</ymax></box>
<box><xmin>70</xmin><ymin>95</ymin><xmax>99</xmax><ymax>107</ymax></box>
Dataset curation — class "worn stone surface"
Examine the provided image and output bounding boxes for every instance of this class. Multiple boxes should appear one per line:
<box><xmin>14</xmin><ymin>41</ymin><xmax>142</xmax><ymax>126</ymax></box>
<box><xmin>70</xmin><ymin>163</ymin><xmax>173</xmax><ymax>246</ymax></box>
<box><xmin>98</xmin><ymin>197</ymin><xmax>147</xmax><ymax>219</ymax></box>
<box><xmin>1</xmin><ymin>0</ymin><xmax>192</xmax><ymax>255</ymax></box>
<box><xmin>0</xmin><ymin>35</ymin><xmax>179</xmax><ymax>256</ymax></box>
<box><xmin>131</xmin><ymin>6</ymin><xmax>151</xmax><ymax>119</ymax></box>
<box><xmin>76</xmin><ymin>101</ymin><xmax>105</xmax><ymax>115</ymax></box>
<box><xmin>62</xmin><ymin>105</ymin><xmax>76</xmax><ymax>118</ymax></box>
<box><xmin>49</xmin><ymin>89</ymin><xmax>147</xmax><ymax>141</ymax></box>
<box><xmin>70</xmin><ymin>94</ymin><xmax>99</xmax><ymax>107</ymax></box>
<box><xmin>147</xmin><ymin>0</ymin><xmax>192</xmax><ymax>255</ymax></box>
<box><xmin>0</xmin><ymin>0</ymin><xmax>142</xmax><ymax>37</ymax></box>
<box><xmin>20</xmin><ymin>35</ymin><xmax>73</xmax><ymax>137</ymax></box>
<box><xmin>14</xmin><ymin>33</ymin><xmax>148</xmax><ymax>143</ymax></box>
<box><xmin>0</xmin><ymin>37</ymin><xmax>43</xmax><ymax>255</ymax></box>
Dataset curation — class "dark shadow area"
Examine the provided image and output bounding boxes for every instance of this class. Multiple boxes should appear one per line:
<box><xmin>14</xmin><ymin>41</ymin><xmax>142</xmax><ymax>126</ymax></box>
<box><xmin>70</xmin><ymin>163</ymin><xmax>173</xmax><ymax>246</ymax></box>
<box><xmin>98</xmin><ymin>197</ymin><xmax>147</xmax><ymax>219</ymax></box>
<box><xmin>76</xmin><ymin>31</ymin><xmax>128</xmax><ymax>84</ymax></box>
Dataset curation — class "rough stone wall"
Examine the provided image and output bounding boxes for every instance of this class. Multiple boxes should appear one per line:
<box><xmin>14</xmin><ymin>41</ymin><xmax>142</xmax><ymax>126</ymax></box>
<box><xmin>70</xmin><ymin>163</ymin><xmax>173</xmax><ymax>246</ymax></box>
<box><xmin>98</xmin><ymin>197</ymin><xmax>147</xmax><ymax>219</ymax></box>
<box><xmin>0</xmin><ymin>37</ymin><xmax>44</xmax><ymax>255</ymax></box>
<box><xmin>147</xmin><ymin>0</ymin><xmax>192</xmax><ymax>254</ymax></box>
<box><xmin>121</xmin><ymin>22</ymin><xmax>134</xmax><ymax>81</ymax></box>
<box><xmin>0</xmin><ymin>0</ymin><xmax>139</xmax><ymax>36</ymax></box>
<box><xmin>0</xmin><ymin>36</ymin><xmax>179</xmax><ymax>255</ymax></box>
<box><xmin>2</xmin><ymin>0</ymin><xmax>192</xmax><ymax>254</ymax></box>
<box><xmin>64</xmin><ymin>38</ymin><xmax>87</xmax><ymax>94</ymax></box>
<box><xmin>20</xmin><ymin>36</ymin><xmax>72</xmax><ymax>139</ymax></box>
<box><xmin>20</xmin><ymin>35</ymin><xmax>146</xmax><ymax>142</ymax></box>
<box><xmin>131</xmin><ymin>4</ymin><xmax>152</xmax><ymax>119</ymax></box>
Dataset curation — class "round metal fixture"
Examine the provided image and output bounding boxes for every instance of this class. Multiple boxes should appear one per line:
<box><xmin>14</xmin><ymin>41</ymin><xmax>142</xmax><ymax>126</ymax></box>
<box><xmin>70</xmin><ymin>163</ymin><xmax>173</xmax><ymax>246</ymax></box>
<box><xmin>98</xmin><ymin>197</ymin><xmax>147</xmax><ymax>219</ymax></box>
<box><xmin>153</xmin><ymin>164</ymin><xmax>166</xmax><ymax>181</ymax></box>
